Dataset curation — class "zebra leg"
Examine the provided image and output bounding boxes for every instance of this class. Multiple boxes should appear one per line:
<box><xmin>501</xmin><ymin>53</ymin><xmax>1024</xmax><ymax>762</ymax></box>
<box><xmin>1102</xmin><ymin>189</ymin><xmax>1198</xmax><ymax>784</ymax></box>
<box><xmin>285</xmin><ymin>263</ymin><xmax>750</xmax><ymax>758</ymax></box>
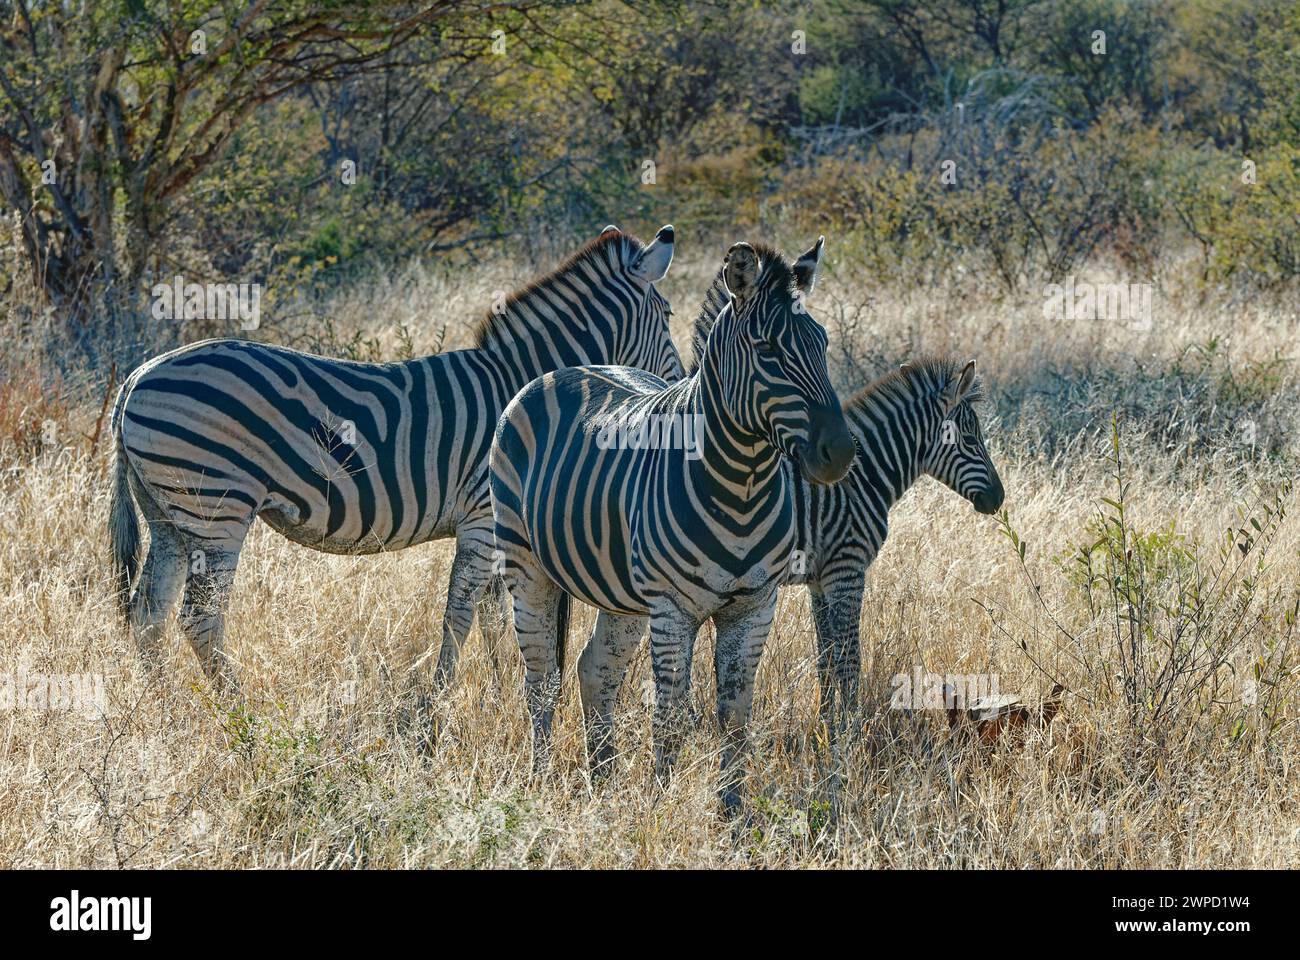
<box><xmin>647</xmin><ymin>603</ymin><xmax>700</xmax><ymax>785</ymax></box>
<box><xmin>129</xmin><ymin>521</ymin><xmax>188</xmax><ymax>672</ymax></box>
<box><xmin>812</xmin><ymin>577</ymin><xmax>864</xmax><ymax>732</ymax></box>
<box><xmin>433</xmin><ymin>530</ymin><xmax>494</xmax><ymax>687</ymax></box>
<box><xmin>476</xmin><ymin>574</ymin><xmax>515</xmax><ymax>684</ymax></box>
<box><xmin>811</xmin><ymin>590</ymin><xmax>837</xmax><ymax>724</ymax></box>
<box><xmin>506</xmin><ymin>560</ymin><xmax>568</xmax><ymax>774</ymax></box>
<box><xmin>577</xmin><ymin>611</ymin><xmax>647</xmax><ymax>777</ymax></box>
<box><xmin>713</xmin><ymin>593</ymin><xmax>778</xmax><ymax>815</ymax></box>
<box><xmin>178</xmin><ymin>544</ymin><xmax>242</xmax><ymax>697</ymax></box>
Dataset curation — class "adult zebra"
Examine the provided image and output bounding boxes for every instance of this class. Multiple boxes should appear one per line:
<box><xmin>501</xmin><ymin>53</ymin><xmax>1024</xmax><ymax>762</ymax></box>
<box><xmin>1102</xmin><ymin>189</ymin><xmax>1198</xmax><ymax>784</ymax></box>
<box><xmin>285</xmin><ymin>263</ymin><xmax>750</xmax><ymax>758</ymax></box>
<box><xmin>490</xmin><ymin>238</ymin><xmax>854</xmax><ymax>811</ymax></box>
<box><xmin>686</xmin><ymin>292</ymin><xmax>1006</xmax><ymax>726</ymax></box>
<box><xmin>108</xmin><ymin>226</ymin><xmax>683</xmax><ymax>693</ymax></box>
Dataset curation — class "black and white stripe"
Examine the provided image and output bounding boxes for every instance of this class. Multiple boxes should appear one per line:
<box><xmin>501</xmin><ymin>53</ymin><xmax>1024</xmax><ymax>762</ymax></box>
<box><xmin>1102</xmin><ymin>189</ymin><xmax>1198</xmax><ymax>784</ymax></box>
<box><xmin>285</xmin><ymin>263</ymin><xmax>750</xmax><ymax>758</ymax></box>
<box><xmin>108</xmin><ymin>226</ymin><xmax>682</xmax><ymax>691</ymax></box>
<box><xmin>791</xmin><ymin>358</ymin><xmax>1004</xmax><ymax>723</ymax></box>
<box><xmin>489</xmin><ymin>239</ymin><xmax>854</xmax><ymax>810</ymax></box>
<box><xmin>689</xmin><ymin>301</ymin><xmax>1005</xmax><ymax>724</ymax></box>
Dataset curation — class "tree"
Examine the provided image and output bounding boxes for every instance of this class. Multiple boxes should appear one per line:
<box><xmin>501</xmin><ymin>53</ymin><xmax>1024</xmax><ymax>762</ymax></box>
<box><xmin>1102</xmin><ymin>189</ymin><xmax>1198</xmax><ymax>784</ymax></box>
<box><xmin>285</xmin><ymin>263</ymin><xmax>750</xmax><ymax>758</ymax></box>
<box><xmin>0</xmin><ymin>0</ymin><xmax>543</xmax><ymax>358</ymax></box>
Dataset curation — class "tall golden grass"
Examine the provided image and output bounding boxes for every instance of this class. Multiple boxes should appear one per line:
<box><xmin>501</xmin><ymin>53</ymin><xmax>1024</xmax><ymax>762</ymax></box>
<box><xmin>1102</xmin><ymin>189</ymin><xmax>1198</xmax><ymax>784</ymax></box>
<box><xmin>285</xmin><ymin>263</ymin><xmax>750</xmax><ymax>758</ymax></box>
<box><xmin>1</xmin><ymin>248</ymin><xmax>1296</xmax><ymax>867</ymax></box>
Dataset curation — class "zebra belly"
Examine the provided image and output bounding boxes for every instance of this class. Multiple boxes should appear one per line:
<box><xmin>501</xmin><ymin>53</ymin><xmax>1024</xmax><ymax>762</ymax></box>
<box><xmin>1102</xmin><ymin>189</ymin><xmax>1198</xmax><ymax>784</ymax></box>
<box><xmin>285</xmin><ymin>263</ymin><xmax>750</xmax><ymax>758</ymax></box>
<box><xmin>524</xmin><ymin>483</ymin><xmax>649</xmax><ymax>617</ymax></box>
<box><xmin>525</xmin><ymin>473</ymin><xmax>791</xmax><ymax>620</ymax></box>
<box><xmin>255</xmin><ymin>502</ymin><xmax>453</xmax><ymax>555</ymax></box>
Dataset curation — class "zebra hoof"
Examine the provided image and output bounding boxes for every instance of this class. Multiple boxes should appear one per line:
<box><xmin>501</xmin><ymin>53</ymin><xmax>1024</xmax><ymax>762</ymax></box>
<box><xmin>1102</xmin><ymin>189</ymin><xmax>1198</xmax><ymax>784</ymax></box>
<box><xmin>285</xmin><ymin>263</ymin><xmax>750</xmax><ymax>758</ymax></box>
<box><xmin>529</xmin><ymin>755</ymin><xmax>554</xmax><ymax>786</ymax></box>
<box><xmin>588</xmin><ymin>749</ymin><xmax>618</xmax><ymax>785</ymax></box>
<box><xmin>209</xmin><ymin>670</ymin><xmax>244</xmax><ymax>704</ymax></box>
<box><xmin>394</xmin><ymin>676</ymin><xmax>441</xmax><ymax>750</ymax></box>
<box><xmin>719</xmin><ymin>787</ymin><xmax>744</xmax><ymax>820</ymax></box>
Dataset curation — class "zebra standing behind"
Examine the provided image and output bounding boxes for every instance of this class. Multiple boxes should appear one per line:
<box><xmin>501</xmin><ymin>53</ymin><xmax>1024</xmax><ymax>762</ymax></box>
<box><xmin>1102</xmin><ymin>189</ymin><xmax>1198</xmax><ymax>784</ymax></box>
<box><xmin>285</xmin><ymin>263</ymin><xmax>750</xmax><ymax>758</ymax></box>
<box><xmin>683</xmin><ymin>294</ymin><xmax>1006</xmax><ymax>725</ymax></box>
<box><xmin>791</xmin><ymin>356</ymin><xmax>1004</xmax><ymax>724</ymax></box>
<box><xmin>108</xmin><ymin>226</ymin><xmax>683</xmax><ymax>693</ymax></box>
<box><xmin>490</xmin><ymin>238</ymin><xmax>855</xmax><ymax>812</ymax></box>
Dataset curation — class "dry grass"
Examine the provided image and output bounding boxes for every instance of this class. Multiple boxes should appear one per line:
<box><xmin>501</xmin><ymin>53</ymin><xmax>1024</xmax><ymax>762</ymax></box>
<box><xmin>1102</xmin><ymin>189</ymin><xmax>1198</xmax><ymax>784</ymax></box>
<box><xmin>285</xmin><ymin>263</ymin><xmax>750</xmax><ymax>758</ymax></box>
<box><xmin>1</xmin><ymin>247</ymin><xmax>1297</xmax><ymax>868</ymax></box>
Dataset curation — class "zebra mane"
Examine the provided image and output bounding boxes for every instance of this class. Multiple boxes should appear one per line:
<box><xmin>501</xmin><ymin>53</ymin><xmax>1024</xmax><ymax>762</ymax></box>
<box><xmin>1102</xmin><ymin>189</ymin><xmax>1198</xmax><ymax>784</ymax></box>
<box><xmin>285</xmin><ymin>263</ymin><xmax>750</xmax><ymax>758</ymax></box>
<box><xmin>471</xmin><ymin>229</ymin><xmax>647</xmax><ymax>350</ymax></box>
<box><xmin>687</xmin><ymin>242</ymin><xmax>798</xmax><ymax>373</ymax></box>
<box><xmin>847</xmin><ymin>354</ymin><xmax>985</xmax><ymax>414</ymax></box>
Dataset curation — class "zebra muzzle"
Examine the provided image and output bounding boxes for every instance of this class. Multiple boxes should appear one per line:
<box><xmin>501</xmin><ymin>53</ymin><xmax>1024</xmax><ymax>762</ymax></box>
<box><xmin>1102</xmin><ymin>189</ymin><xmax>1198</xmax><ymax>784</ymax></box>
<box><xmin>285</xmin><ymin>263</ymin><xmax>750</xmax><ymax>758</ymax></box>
<box><xmin>972</xmin><ymin>475</ymin><xmax>1006</xmax><ymax>514</ymax></box>
<box><xmin>796</xmin><ymin>408</ymin><xmax>855</xmax><ymax>485</ymax></box>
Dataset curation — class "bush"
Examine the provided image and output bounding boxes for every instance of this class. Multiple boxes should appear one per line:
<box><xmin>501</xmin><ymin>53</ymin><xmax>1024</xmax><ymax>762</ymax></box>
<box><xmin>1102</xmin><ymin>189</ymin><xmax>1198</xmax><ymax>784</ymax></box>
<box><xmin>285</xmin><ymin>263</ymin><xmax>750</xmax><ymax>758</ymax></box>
<box><xmin>996</xmin><ymin>419</ymin><xmax>1297</xmax><ymax>751</ymax></box>
<box><xmin>782</xmin><ymin>103</ymin><xmax>1168</xmax><ymax>291</ymax></box>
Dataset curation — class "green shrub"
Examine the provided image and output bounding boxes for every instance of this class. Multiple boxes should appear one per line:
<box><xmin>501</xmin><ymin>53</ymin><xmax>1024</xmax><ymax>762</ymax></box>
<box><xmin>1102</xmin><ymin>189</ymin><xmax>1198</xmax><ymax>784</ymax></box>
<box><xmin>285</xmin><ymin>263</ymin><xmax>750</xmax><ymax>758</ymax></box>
<box><xmin>997</xmin><ymin>418</ymin><xmax>1297</xmax><ymax>750</ymax></box>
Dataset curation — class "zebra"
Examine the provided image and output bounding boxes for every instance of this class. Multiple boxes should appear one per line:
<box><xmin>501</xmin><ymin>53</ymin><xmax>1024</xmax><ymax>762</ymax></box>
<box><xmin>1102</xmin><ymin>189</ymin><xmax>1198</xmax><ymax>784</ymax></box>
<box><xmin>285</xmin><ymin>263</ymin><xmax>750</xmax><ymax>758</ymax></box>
<box><xmin>489</xmin><ymin>238</ymin><xmax>855</xmax><ymax>811</ymax></box>
<box><xmin>108</xmin><ymin>225</ymin><xmax>683</xmax><ymax>693</ymax></box>
<box><xmin>686</xmin><ymin>294</ymin><xmax>1005</xmax><ymax>726</ymax></box>
<box><xmin>791</xmin><ymin>357</ymin><xmax>1004</xmax><ymax>724</ymax></box>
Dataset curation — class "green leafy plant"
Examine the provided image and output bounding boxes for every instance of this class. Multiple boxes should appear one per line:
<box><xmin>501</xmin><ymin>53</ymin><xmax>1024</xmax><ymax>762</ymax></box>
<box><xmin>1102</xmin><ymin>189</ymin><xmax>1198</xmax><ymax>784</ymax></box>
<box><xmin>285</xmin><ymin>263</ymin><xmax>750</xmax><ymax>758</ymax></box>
<box><xmin>993</xmin><ymin>415</ymin><xmax>1297</xmax><ymax>748</ymax></box>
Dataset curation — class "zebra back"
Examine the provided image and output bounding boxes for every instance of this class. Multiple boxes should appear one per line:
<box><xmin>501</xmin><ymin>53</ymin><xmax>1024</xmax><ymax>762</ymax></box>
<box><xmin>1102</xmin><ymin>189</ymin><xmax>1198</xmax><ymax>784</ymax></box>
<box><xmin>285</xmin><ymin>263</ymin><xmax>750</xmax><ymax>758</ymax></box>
<box><xmin>473</xmin><ymin>227</ymin><xmax>682</xmax><ymax>386</ymax></box>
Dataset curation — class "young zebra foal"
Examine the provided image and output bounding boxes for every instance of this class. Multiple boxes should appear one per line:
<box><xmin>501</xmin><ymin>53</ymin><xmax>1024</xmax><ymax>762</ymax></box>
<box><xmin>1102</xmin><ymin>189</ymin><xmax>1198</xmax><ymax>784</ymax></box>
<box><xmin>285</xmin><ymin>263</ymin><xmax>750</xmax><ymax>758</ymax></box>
<box><xmin>490</xmin><ymin>238</ymin><xmax>854</xmax><ymax>812</ymax></box>
<box><xmin>109</xmin><ymin>226</ymin><xmax>683</xmax><ymax>693</ymax></box>
<box><xmin>792</xmin><ymin>357</ymin><xmax>1004</xmax><ymax>724</ymax></box>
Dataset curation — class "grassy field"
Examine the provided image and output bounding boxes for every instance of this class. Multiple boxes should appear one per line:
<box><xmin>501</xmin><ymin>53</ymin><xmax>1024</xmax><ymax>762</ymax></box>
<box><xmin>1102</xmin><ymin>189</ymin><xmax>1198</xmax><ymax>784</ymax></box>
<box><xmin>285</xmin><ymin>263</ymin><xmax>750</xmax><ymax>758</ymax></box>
<box><xmin>1</xmin><ymin>247</ymin><xmax>1297</xmax><ymax>868</ymax></box>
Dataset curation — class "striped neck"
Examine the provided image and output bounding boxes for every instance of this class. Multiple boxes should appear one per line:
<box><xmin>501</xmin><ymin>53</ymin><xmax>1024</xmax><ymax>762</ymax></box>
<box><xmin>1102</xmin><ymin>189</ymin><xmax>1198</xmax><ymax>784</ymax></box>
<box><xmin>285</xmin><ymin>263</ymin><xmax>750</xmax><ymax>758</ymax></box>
<box><xmin>687</xmin><ymin>321</ymin><xmax>785</xmax><ymax>504</ymax></box>
<box><xmin>470</xmin><ymin>233</ymin><xmax>642</xmax><ymax>386</ymax></box>
<box><xmin>843</xmin><ymin>369</ymin><xmax>944</xmax><ymax>510</ymax></box>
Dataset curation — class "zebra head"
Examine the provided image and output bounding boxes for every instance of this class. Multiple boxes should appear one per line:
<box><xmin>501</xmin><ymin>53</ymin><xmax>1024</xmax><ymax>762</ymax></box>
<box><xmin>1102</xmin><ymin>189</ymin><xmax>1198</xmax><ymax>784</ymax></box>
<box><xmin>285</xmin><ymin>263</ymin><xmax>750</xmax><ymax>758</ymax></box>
<box><xmin>709</xmin><ymin>238</ymin><xmax>855</xmax><ymax>485</ymax></box>
<box><xmin>605</xmin><ymin>223</ymin><xmax>685</xmax><ymax>383</ymax></box>
<box><xmin>917</xmin><ymin>359</ymin><xmax>1005</xmax><ymax>514</ymax></box>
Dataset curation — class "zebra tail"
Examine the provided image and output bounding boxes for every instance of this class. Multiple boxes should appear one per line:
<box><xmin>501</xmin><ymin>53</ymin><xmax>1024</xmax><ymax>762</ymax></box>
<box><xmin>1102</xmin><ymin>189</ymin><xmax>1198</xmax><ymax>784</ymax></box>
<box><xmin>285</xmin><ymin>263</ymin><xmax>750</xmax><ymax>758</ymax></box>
<box><xmin>108</xmin><ymin>392</ymin><xmax>140</xmax><ymax>621</ymax></box>
<box><xmin>554</xmin><ymin>591</ymin><xmax>571</xmax><ymax>675</ymax></box>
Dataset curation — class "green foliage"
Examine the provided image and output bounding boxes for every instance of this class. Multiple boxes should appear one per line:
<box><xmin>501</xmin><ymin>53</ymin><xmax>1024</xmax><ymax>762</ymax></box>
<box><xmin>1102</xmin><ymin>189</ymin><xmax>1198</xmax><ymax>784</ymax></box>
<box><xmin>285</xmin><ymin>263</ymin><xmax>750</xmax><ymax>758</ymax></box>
<box><xmin>1207</xmin><ymin>145</ymin><xmax>1300</xmax><ymax>287</ymax></box>
<box><xmin>5</xmin><ymin>0</ymin><xmax>1300</xmax><ymax>360</ymax></box>
<box><xmin>787</xmin><ymin>108</ymin><xmax>1168</xmax><ymax>290</ymax></box>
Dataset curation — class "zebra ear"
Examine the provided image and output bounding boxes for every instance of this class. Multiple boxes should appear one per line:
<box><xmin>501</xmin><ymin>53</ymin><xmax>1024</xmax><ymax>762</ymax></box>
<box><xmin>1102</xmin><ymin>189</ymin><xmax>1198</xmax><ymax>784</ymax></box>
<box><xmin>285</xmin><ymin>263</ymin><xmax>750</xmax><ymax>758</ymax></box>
<box><xmin>940</xmin><ymin>360</ymin><xmax>978</xmax><ymax>411</ymax></box>
<box><xmin>792</xmin><ymin>236</ymin><xmax>825</xmax><ymax>294</ymax></box>
<box><xmin>630</xmin><ymin>224</ymin><xmax>674</xmax><ymax>283</ymax></box>
<box><xmin>601</xmin><ymin>224</ymin><xmax>620</xmax><ymax>236</ymax></box>
<box><xmin>723</xmin><ymin>242</ymin><xmax>760</xmax><ymax>304</ymax></box>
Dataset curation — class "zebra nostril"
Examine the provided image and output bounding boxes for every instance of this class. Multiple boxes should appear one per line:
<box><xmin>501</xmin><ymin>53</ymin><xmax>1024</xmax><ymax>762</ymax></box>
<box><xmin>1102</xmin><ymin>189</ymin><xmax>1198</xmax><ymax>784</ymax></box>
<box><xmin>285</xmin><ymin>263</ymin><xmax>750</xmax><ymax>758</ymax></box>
<box><xmin>973</xmin><ymin>486</ymin><xmax>1003</xmax><ymax>514</ymax></box>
